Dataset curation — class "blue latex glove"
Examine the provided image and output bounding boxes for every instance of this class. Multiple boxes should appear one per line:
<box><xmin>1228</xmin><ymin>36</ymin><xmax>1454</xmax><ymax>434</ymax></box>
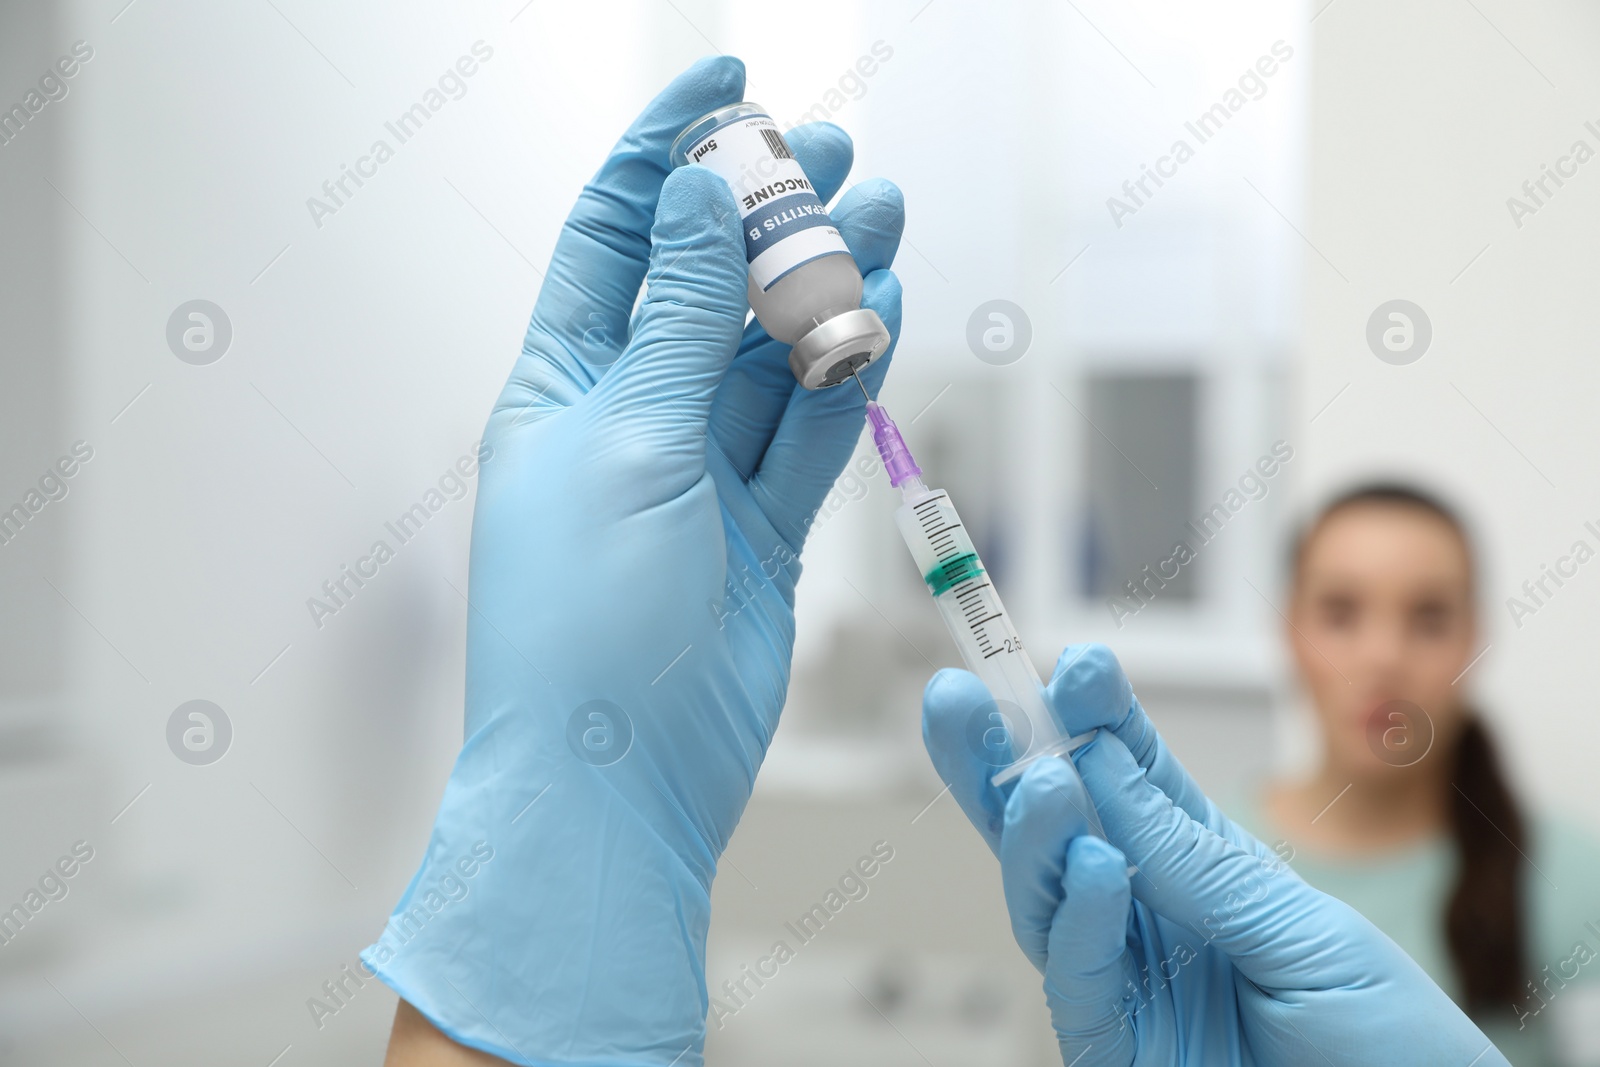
<box><xmin>361</xmin><ymin>56</ymin><xmax>904</xmax><ymax>1065</ymax></box>
<box><xmin>923</xmin><ymin>643</ymin><xmax>1509</xmax><ymax>1066</ymax></box>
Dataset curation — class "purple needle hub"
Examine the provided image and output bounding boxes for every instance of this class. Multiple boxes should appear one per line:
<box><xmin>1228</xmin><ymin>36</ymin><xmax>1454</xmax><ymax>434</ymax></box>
<box><xmin>866</xmin><ymin>401</ymin><xmax>922</xmax><ymax>488</ymax></box>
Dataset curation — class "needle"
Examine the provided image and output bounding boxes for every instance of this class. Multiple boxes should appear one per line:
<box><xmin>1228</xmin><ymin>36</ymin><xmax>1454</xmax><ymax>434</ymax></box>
<box><xmin>850</xmin><ymin>365</ymin><xmax>871</xmax><ymax>402</ymax></box>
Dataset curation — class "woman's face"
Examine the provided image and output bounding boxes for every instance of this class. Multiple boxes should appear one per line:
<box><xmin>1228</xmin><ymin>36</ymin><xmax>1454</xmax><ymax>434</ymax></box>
<box><xmin>1287</xmin><ymin>503</ymin><xmax>1477</xmax><ymax>778</ymax></box>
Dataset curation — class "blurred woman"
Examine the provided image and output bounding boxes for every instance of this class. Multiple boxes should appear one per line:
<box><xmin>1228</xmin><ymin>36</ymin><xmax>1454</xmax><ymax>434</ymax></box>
<box><xmin>1227</xmin><ymin>484</ymin><xmax>1600</xmax><ymax>1066</ymax></box>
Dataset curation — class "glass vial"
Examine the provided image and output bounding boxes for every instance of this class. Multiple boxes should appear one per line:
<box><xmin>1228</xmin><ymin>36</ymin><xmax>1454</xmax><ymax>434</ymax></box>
<box><xmin>671</xmin><ymin>102</ymin><xmax>890</xmax><ymax>390</ymax></box>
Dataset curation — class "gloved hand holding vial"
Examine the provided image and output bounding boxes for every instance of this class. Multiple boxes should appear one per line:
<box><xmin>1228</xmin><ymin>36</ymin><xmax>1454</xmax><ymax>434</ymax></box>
<box><xmin>371</xmin><ymin>56</ymin><xmax>909</xmax><ymax>1066</ymax></box>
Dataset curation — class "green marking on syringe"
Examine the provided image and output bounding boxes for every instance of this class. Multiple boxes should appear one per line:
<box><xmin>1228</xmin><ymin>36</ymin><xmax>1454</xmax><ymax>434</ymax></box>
<box><xmin>924</xmin><ymin>553</ymin><xmax>984</xmax><ymax>597</ymax></box>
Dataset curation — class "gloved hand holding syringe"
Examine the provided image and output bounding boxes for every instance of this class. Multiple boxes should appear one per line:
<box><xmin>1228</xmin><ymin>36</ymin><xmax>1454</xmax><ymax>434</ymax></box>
<box><xmin>850</xmin><ymin>370</ymin><xmax>1109</xmax><ymax>838</ymax></box>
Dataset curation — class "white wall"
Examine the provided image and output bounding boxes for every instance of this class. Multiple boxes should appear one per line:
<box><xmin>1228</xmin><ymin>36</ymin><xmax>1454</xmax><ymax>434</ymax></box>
<box><xmin>1295</xmin><ymin>0</ymin><xmax>1600</xmax><ymax>827</ymax></box>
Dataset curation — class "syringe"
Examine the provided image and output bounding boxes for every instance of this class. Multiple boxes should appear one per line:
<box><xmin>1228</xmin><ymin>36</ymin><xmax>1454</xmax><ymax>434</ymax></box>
<box><xmin>856</xmin><ymin>375</ymin><xmax>1106</xmax><ymax>837</ymax></box>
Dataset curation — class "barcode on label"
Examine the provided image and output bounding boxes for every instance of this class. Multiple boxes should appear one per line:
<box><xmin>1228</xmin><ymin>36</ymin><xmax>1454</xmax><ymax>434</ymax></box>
<box><xmin>760</xmin><ymin>127</ymin><xmax>793</xmax><ymax>161</ymax></box>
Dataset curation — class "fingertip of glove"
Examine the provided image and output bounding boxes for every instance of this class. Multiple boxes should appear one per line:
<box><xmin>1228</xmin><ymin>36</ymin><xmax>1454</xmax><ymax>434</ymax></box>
<box><xmin>683</xmin><ymin>55</ymin><xmax>746</xmax><ymax>99</ymax></box>
<box><xmin>786</xmin><ymin>121</ymin><xmax>853</xmax><ymax>163</ymax></box>
<box><xmin>844</xmin><ymin>176</ymin><xmax>905</xmax><ymax>213</ymax></box>
<box><xmin>1005</xmin><ymin>757</ymin><xmax>1081</xmax><ymax>826</ymax></box>
<box><xmin>836</xmin><ymin>179</ymin><xmax>906</xmax><ymax>246</ymax></box>
<box><xmin>921</xmin><ymin>667</ymin><xmax>984</xmax><ymax>748</ymax></box>
<box><xmin>1066</xmin><ymin>834</ymin><xmax>1128</xmax><ymax>882</ymax></box>
<box><xmin>1048</xmin><ymin>643</ymin><xmax>1134</xmax><ymax>732</ymax></box>
<box><xmin>923</xmin><ymin>666</ymin><xmax>981</xmax><ymax>707</ymax></box>
<box><xmin>863</xmin><ymin>262</ymin><xmax>901</xmax><ymax>287</ymax></box>
<box><xmin>654</xmin><ymin>168</ymin><xmax>744</xmax><ymax>271</ymax></box>
<box><xmin>640</xmin><ymin>172</ymin><xmax>747</xmax><ymax>325</ymax></box>
<box><xmin>861</xmin><ymin>269</ymin><xmax>902</xmax><ymax>317</ymax></box>
<box><xmin>650</xmin><ymin>58</ymin><xmax>746</xmax><ymax>140</ymax></box>
<box><xmin>660</xmin><ymin>165</ymin><xmax>738</xmax><ymax>219</ymax></box>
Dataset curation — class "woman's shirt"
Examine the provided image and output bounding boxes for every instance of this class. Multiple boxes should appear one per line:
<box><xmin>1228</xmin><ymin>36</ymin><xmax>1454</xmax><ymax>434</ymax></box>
<box><xmin>1225</xmin><ymin>791</ymin><xmax>1600</xmax><ymax>1067</ymax></box>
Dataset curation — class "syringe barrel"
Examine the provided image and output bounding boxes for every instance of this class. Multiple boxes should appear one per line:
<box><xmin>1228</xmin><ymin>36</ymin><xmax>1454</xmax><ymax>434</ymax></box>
<box><xmin>927</xmin><ymin>588</ymin><xmax>1064</xmax><ymax>758</ymax></box>
<box><xmin>894</xmin><ymin>487</ymin><xmax>1104</xmax><ymax>830</ymax></box>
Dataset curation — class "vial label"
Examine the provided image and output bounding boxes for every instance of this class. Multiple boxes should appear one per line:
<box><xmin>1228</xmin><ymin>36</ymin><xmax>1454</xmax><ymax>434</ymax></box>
<box><xmin>681</xmin><ymin>113</ymin><xmax>851</xmax><ymax>291</ymax></box>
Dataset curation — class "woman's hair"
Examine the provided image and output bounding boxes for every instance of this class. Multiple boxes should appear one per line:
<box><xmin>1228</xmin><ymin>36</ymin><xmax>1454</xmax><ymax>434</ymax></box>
<box><xmin>1290</xmin><ymin>483</ymin><xmax>1527</xmax><ymax>1017</ymax></box>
